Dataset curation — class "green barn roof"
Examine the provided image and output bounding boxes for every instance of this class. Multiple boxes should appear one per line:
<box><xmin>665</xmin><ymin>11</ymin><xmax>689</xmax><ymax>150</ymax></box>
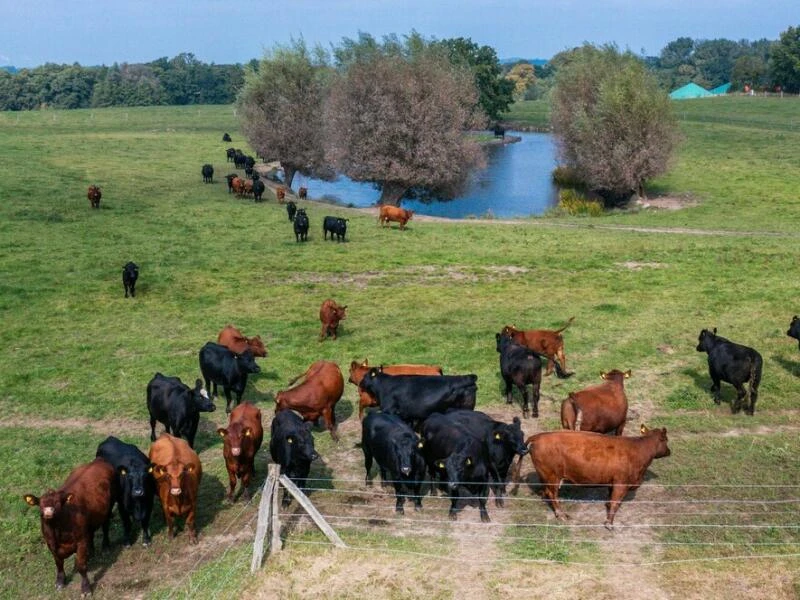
<box><xmin>669</xmin><ymin>82</ymin><xmax>714</xmax><ymax>99</ymax></box>
<box><xmin>709</xmin><ymin>83</ymin><xmax>732</xmax><ymax>95</ymax></box>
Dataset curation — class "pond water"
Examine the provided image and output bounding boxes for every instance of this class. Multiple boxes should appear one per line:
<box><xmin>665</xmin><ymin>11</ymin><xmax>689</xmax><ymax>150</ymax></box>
<box><xmin>293</xmin><ymin>131</ymin><xmax>558</xmax><ymax>219</ymax></box>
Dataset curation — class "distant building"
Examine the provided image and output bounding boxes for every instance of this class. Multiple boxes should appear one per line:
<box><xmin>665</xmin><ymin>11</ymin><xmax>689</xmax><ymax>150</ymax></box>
<box><xmin>669</xmin><ymin>82</ymin><xmax>731</xmax><ymax>99</ymax></box>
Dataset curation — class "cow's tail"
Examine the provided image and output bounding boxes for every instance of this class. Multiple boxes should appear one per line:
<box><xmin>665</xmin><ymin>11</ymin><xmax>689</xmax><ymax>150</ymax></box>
<box><xmin>560</xmin><ymin>395</ymin><xmax>581</xmax><ymax>430</ymax></box>
<box><xmin>287</xmin><ymin>365</ymin><xmax>313</xmax><ymax>386</ymax></box>
<box><xmin>748</xmin><ymin>354</ymin><xmax>763</xmax><ymax>411</ymax></box>
<box><xmin>554</xmin><ymin>316</ymin><xmax>575</xmax><ymax>334</ymax></box>
<box><xmin>552</xmin><ymin>359</ymin><xmax>573</xmax><ymax>379</ymax></box>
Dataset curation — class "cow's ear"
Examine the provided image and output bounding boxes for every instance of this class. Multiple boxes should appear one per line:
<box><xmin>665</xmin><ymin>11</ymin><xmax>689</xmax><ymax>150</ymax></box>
<box><xmin>640</xmin><ymin>424</ymin><xmax>649</xmax><ymax>434</ymax></box>
<box><xmin>624</xmin><ymin>370</ymin><xmax>632</xmax><ymax>378</ymax></box>
<box><xmin>24</xmin><ymin>494</ymin><xmax>39</xmax><ymax>506</ymax></box>
<box><xmin>713</xmin><ymin>327</ymin><xmax>717</xmax><ymax>334</ymax></box>
<box><xmin>287</xmin><ymin>436</ymin><xmax>294</xmax><ymax>445</ymax></box>
<box><xmin>512</xmin><ymin>417</ymin><xmax>521</xmax><ymax>426</ymax></box>
<box><xmin>194</xmin><ymin>379</ymin><xmax>203</xmax><ymax>391</ymax></box>
<box><xmin>217</xmin><ymin>428</ymin><xmax>227</xmax><ymax>438</ymax></box>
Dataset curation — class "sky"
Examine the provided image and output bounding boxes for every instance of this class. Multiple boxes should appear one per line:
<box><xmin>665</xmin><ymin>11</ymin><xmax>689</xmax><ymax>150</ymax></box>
<box><xmin>1</xmin><ymin>0</ymin><xmax>797</xmax><ymax>68</ymax></box>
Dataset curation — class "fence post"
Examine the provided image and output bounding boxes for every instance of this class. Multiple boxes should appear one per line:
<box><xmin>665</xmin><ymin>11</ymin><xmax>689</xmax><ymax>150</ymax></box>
<box><xmin>251</xmin><ymin>465</ymin><xmax>278</xmax><ymax>573</ymax></box>
<box><xmin>270</xmin><ymin>464</ymin><xmax>282</xmax><ymax>555</ymax></box>
<box><xmin>278</xmin><ymin>475</ymin><xmax>346</xmax><ymax>548</ymax></box>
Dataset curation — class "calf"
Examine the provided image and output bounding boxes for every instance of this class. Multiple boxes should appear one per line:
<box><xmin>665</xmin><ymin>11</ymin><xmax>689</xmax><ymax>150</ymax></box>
<box><xmin>358</xmin><ymin>368</ymin><xmax>477</xmax><ymax>428</ymax></box>
<box><xmin>218</xmin><ymin>403</ymin><xmax>263</xmax><ymax>502</ymax></box>
<box><xmin>201</xmin><ymin>163</ymin><xmax>214</xmax><ymax>183</ymax></box>
<box><xmin>270</xmin><ymin>410</ymin><xmax>319</xmax><ymax>507</ymax></box>
<box><xmin>421</xmin><ymin>413</ymin><xmax>493</xmax><ymax>522</ymax></box>
<box><xmin>294</xmin><ymin>208</ymin><xmax>309</xmax><ymax>241</ymax></box>
<box><xmin>199</xmin><ymin>341</ymin><xmax>261</xmax><ymax>414</ymax></box>
<box><xmin>122</xmin><ymin>261</ymin><xmax>138</xmax><ymax>298</ymax></box>
<box><xmin>149</xmin><ymin>434</ymin><xmax>202</xmax><ymax>542</ymax></box>
<box><xmin>87</xmin><ymin>184</ymin><xmax>101</xmax><ymax>209</ymax></box>
<box><xmin>527</xmin><ymin>425</ymin><xmax>671</xmax><ymax>529</ymax></box>
<box><xmin>361</xmin><ymin>412</ymin><xmax>426</xmax><ymax>514</ymax></box>
<box><xmin>561</xmin><ymin>369</ymin><xmax>631</xmax><ymax>435</ymax></box>
<box><xmin>222</xmin><ymin>133</ymin><xmax>232</xmax><ymax>142</ymax></box>
<box><xmin>286</xmin><ymin>200</ymin><xmax>297</xmax><ymax>222</ymax></box>
<box><xmin>319</xmin><ymin>298</ymin><xmax>347</xmax><ymax>340</ymax></box>
<box><xmin>787</xmin><ymin>316</ymin><xmax>800</xmax><ymax>350</ymax></box>
<box><xmin>501</xmin><ymin>317</ymin><xmax>574</xmax><ymax>378</ymax></box>
<box><xmin>323</xmin><ymin>216</ymin><xmax>348</xmax><ymax>242</ymax></box>
<box><xmin>378</xmin><ymin>205</ymin><xmax>414</xmax><ymax>230</ymax></box>
<box><xmin>96</xmin><ymin>436</ymin><xmax>155</xmax><ymax>546</ymax></box>
<box><xmin>444</xmin><ymin>409</ymin><xmax>528</xmax><ymax>507</ymax></box>
<box><xmin>24</xmin><ymin>458</ymin><xmax>115</xmax><ymax>595</ymax></box>
<box><xmin>252</xmin><ymin>179</ymin><xmax>266</xmax><ymax>202</ymax></box>
<box><xmin>217</xmin><ymin>324</ymin><xmax>268</xmax><ymax>357</ymax></box>
<box><xmin>496</xmin><ymin>332</ymin><xmax>543</xmax><ymax>418</ymax></box>
<box><xmin>146</xmin><ymin>372</ymin><xmax>215</xmax><ymax>448</ymax></box>
<box><xmin>696</xmin><ymin>328</ymin><xmax>763</xmax><ymax>415</ymax></box>
<box><xmin>348</xmin><ymin>358</ymin><xmax>443</xmax><ymax>420</ymax></box>
<box><xmin>298</xmin><ymin>186</ymin><xmax>308</xmax><ymax>200</ymax></box>
<box><xmin>275</xmin><ymin>360</ymin><xmax>344</xmax><ymax>440</ymax></box>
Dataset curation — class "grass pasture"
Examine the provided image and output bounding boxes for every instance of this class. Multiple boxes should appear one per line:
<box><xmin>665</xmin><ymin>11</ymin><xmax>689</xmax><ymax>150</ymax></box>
<box><xmin>1</xmin><ymin>99</ymin><xmax>799</xmax><ymax>599</ymax></box>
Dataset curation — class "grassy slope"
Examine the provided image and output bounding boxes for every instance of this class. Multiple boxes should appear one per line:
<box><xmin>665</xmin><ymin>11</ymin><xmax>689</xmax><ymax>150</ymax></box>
<box><xmin>0</xmin><ymin>99</ymin><xmax>799</xmax><ymax>598</ymax></box>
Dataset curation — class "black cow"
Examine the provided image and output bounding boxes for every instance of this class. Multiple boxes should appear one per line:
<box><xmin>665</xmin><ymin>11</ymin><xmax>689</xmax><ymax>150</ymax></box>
<box><xmin>443</xmin><ymin>409</ymin><xmax>527</xmax><ymax>507</ymax></box>
<box><xmin>287</xmin><ymin>201</ymin><xmax>297</xmax><ymax>222</ymax></box>
<box><xmin>421</xmin><ymin>413</ymin><xmax>493</xmax><ymax>522</ymax></box>
<box><xmin>244</xmin><ymin>155</ymin><xmax>256</xmax><ymax>177</ymax></box>
<box><xmin>122</xmin><ymin>262</ymin><xmax>138</xmax><ymax>298</ymax></box>
<box><xmin>199</xmin><ymin>342</ymin><xmax>261</xmax><ymax>414</ymax></box>
<box><xmin>294</xmin><ymin>208</ymin><xmax>309</xmax><ymax>242</ymax></box>
<box><xmin>358</xmin><ymin>368</ymin><xmax>477</xmax><ymax>428</ymax></box>
<box><xmin>201</xmin><ymin>164</ymin><xmax>214</xmax><ymax>184</ymax></box>
<box><xmin>95</xmin><ymin>436</ymin><xmax>155</xmax><ymax>546</ymax></box>
<box><xmin>696</xmin><ymin>328</ymin><xmax>763</xmax><ymax>415</ymax></box>
<box><xmin>493</xmin><ymin>124</ymin><xmax>505</xmax><ymax>138</ymax></box>
<box><xmin>323</xmin><ymin>216</ymin><xmax>348</xmax><ymax>242</ymax></box>
<box><xmin>146</xmin><ymin>373</ymin><xmax>216</xmax><ymax>447</ymax></box>
<box><xmin>225</xmin><ymin>173</ymin><xmax>238</xmax><ymax>194</ymax></box>
<box><xmin>361</xmin><ymin>412</ymin><xmax>426</xmax><ymax>514</ymax></box>
<box><xmin>269</xmin><ymin>410</ymin><xmax>319</xmax><ymax>507</ymax></box>
<box><xmin>252</xmin><ymin>179</ymin><xmax>265</xmax><ymax>202</ymax></box>
<box><xmin>233</xmin><ymin>150</ymin><xmax>246</xmax><ymax>169</ymax></box>
<box><xmin>787</xmin><ymin>316</ymin><xmax>800</xmax><ymax>350</ymax></box>
<box><xmin>226</xmin><ymin>147</ymin><xmax>236</xmax><ymax>162</ymax></box>
<box><xmin>496</xmin><ymin>332</ymin><xmax>543</xmax><ymax>418</ymax></box>
<box><xmin>222</xmin><ymin>133</ymin><xmax>232</xmax><ymax>142</ymax></box>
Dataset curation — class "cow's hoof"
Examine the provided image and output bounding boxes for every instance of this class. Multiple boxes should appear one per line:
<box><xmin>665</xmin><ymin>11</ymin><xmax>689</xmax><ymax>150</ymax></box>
<box><xmin>604</xmin><ymin>521</ymin><xmax>615</xmax><ymax>531</ymax></box>
<box><xmin>448</xmin><ymin>512</ymin><xmax>458</xmax><ymax>521</ymax></box>
<box><xmin>495</xmin><ymin>498</ymin><xmax>504</xmax><ymax>508</ymax></box>
<box><xmin>480</xmin><ymin>514</ymin><xmax>491</xmax><ymax>523</ymax></box>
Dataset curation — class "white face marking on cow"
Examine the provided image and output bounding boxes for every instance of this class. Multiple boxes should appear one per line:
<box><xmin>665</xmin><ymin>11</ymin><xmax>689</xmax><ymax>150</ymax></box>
<box><xmin>200</xmin><ymin>388</ymin><xmax>209</xmax><ymax>400</ymax></box>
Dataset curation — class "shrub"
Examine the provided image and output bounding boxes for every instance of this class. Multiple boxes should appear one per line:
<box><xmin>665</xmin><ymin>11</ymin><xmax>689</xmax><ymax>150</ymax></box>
<box><xmin>557</xmin><ymin>189</ymin><xmax>603</xmax><ymax>216</ymax></box>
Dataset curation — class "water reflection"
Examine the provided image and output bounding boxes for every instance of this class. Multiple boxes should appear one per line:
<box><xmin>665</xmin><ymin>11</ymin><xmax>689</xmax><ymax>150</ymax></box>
<box><xmin>294</xmin><ymin>132</ymin><xmax>558</xmax><ymax>219</ymax></box>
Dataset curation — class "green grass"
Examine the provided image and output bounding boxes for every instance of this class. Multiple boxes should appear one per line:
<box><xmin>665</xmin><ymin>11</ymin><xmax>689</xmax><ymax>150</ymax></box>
<box><xmin>1</xmin><ymin>99</ymin><xmax>799</xmax><ymax>598</ymax></box>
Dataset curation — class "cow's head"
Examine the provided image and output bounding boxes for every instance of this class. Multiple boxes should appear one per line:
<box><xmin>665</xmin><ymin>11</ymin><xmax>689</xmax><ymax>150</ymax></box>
<box><xmin>218</xmin><ymin>413</ymin><xmax>260</xmax><ymax>458</ymax></box>
<box><xmin>493</xmin><ymin>417</ymin><xmax>528</xmax><ymax>456</ymax></box>
<box><xmin>334</xmin><ymin>305</ymin><xmax>347</xmax><ymax>321</ymax></box>
<box><xmin>24</xmin><ymin>489</ymin><xmax>72</xmax><ymax>520</ymax></box>
<box><xmin>118</xmin><ymin>464</ymin><xmax>154</xmax><ymax>521</ymax></box>
<box><xmin>247</xmin><ymin>335</ymin><xmax>268</xmax><ymax>358</ymax></box>
<box><xmin>696</xmin><ymin>328</ymin><xmax>718</xmax><ymax>353</ymax></box>
<box><xmin>787</xmin><ymin>316</ymin><xmax>800</xmax><ymax>349</ymax></box>
<box><xmin>348</xmin><ymin>359</ymin><xmax>370</xmax><ymax>385</ymax></box>
<box><xmin>441</xmin><ymin>452</ymin><xmax>474</xmax><ymax>492</ymax></box>
<box><xmin>405</xmin><ymin>210</ymin><xmax>414</xmax><ymax>220</ymax></box>
<box><xmin>151</xmin><ymin>460</ymin><xmax>196</xmax><ymax>496</ymax></box>
<box><xmin>495</xmin><ymin>331</ymin><xmax>515</xmax><ymax>353</ymax></box>
<box><xmin>392</xmin><ymin>432</ymin><xmax>423</xmax><ymax>477</ymax></box>
<box><xmin>236</xmin><ymin>350</ymin><xmax>261</xmax><ymax>374</ymax></box>
<box><xmin>283</xmin><ymin>421</ymin><xmax>319</xmax><ymax>464</ymax></box>
<box><xmin>600</xmin><ymin>369</ymin><xmax>632</xmax><ymax>383</ymax></box>
<box><xmin>191</xmin><ymin>379</ymin><xmax>216</xmax><ymax>412</ymax></box>
<box><xmin>640</xmin><ymin>424</ymin><xmax>671</xmax><ymax>458</ymax></box>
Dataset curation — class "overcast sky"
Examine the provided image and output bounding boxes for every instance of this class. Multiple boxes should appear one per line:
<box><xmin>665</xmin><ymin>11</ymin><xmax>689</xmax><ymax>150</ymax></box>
<box><xmin>1</xmin><ymin>0</ymin><xmax>796</xmax><ymax>67</ymax></box>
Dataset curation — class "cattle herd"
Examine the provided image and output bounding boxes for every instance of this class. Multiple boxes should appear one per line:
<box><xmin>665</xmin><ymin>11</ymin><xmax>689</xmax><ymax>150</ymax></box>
<box><xmin>45</xmin><ymin>139</ymin><xmax>795</xmax><ymax>595</ymax></box>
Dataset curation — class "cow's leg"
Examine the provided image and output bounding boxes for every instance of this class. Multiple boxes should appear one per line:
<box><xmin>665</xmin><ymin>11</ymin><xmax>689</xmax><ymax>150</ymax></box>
<box><xmin>76</xmin><ymin>540</ymin><xmax>91</xmax><ymax>595</ymax></box>
<box><xmin>319</xmin><ymin>324</ymin><xmax>327</xmax><ymax>341</ymax></box>
<box><xmin>605</xmin><ymin>484</ymin><xmax>629</xmax><ymax>530</ymax></box>
<box><xmin>710</xmin><ymin>375</ymin><xmax>721</xmax><ymax>404</ymax></box>
<box><xmin>394</xmin><ymin>481</ymin><xmax>405</xmax><ymax>514</ymax></box>
<box><xmin>226</xmin><ymin>466</ymin><xmax>237</xmax><ymax>502</ymax></box>
<box><xmin>150</xmin><ymin>416</ymin><xmax>158</xmax><ymax>442</ymax></box>
<box><xmin>224</xmin><ymin>388</ymin><xmax>233</xmax><ymax>414</ymax></box>
<box><xmin>544</xmin><ymin>357</ymin><xmax>554</xmax><ymax>376</ymax></box>
<box><xmin>448</xmin><ymin>495</ymin><xmax>460</xmax><ymax>520</ymax></box>
<box><xmin>478</xmin><ymin>486</ymin><xmax>491</xmax><ymax>523</ymax></box>
<box><xmin>186</xmin><ymin>507</ymin><xmax>198</xmax><ymax>544</ymax></box>
<box><xmin>323</xmin><ymin>407</ymin><xmax>339</xmax><ymax>441</ymax></box>
<box><xmin>131</xmin><ymin>283</ymin><xmax>136</xmax><ymax>297</ymax></box>
<box><xmin>531</xmin><ymin>376</ymin><xmax>541</xmax><ymax>418</ymax></box>
<box><xmin>614</xmin><ymin>421</ymin><xmax>626</xmax><ymax>436</ymax></box>
<box><xmin>119</xmin><ymin>506</ymin><xmax>133</xmax><ymax>546</ymax></box>
<box><xmin>519</xmin><ymin>384</ymin><xmax>530</xmax><ymax>419</ymax></box>
<box><xmin>732</xmin><ymin>383</ymin><xmax>746</xmax><ymax>414</ymax></box>
<box><xmin>166</xmin><ymin>513</ymin><xmax>175</xmax><ymax>539</ymax></box>
<box><xmin>556</xmin><ymin>349</ymin><xmax>568</xmax><ymax>375</ymax></box>
<box><xmin>54</xmin><ymin>556</ymin><xmax>66</xmax><ymax>590</ymax></box>
<box><xmin>748</xmin><ymin>385</ymin><xmax>758</xmax><ymax>416</ymax></box>
<box><xmin>141</xmin><ymin>510</ymin><xmax>152</xmax><ymax>546</ymax></box>
<box><xmin>503</xmin><ymin>376</ymin><xmax>513</xmax><ymax>405</ymax></box>
<box><xmin>363</xmin><ymin>448</ymin><xmax>373</xmax><ymax>486</ymax></box>
<box><xmin>241</xmin><ymin>464</ymin><xmax>253</xmax><ymax>501</ymax></box>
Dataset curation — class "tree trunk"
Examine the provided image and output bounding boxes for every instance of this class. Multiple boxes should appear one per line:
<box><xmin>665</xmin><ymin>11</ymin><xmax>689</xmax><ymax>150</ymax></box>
<box><xmin>377</xmin><ymin>182</ymin><xmax>408</xmax><ymax>206</ymax></box>
<box><xmin>283</xmin><ymin>165</ymin><xmax>297</xmax><ymax>190</ymax></box>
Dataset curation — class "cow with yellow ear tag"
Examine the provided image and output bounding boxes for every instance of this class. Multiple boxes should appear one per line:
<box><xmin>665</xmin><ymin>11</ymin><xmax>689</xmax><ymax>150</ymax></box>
<box><xmin>148</xmin><ymin>434</ymin><xmax>202</xmax><ymax>543</ymax></box>
<box><xmin>218</xmin><ymin>402</ymin><xmax>263</xmax><ymax>502</ymax></box>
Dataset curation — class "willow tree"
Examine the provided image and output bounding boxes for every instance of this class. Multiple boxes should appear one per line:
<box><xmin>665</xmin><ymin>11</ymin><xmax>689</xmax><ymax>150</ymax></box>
<box><xmin>551</xmin><ymin>44</ymin><xmax>680</xmax><ymax>204</ymax></box>
<box><xmin>236</xmin><ymin>40</ymin><xmax>332</xmax><ymax>189</ymax></box>
<box><xmin>324</xmin><ymin>34</ymin><xmax>486</xmax><ymax>206</ymax></box>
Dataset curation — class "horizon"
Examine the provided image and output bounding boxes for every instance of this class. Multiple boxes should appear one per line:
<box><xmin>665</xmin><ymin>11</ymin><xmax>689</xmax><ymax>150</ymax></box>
<box><xmin>2</xmin><ymin>1</ymin><xmax>796</xmax><ymax>69</ymax></box>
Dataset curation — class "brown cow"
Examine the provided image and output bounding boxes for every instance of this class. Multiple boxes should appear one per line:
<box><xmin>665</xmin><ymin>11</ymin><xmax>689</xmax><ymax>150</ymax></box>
<box><xmin>561</xmin><ymin>369</ymin><xmax>631</xmax><ymax>435</ymax></box>
<box><xmin>527</xmin><ymin>424</ymin><xmax>670</xmax><ymax>529</ymax></box>
<box><xmin>24</xmin><ymin>458</ymin><xmax>115</xmax><ymax>595</ymax></box>
<box><xmin>298</xmin><ymin>186</ymin><xmax>308</xmax><ymax>200</ymax></box>
<box><xmin>231</xmin><ymin>176</ymin><xmax>245</xmax><ymax>196</ymax></box>
<box><xmin>149</xmin><ymin>434</ymin><xmax>202</xmax><ymax>542</ymax></box>
<box><xmin>87</xmin><ymin>185</ymin><xmax>101</xmax><ymax>209</ymax></box>
<box><xmin>319</xmin><ymin>299</ymin><xmax>347</xmax><ymax>341</ymax></box>
<box><xmin>276</xmin><ymin>186</ymin><xmax>286</xmax><ymax>203</ymax></box>
<box><xmin>348</xmin><ymin>358</ymin><xmax>444</xmax><ymax>420</ymax></box>
<box><xmin>242</xmin><ymin>179</ymin><xmax>254</xmax><ymax>197</ymax></box>
<box><xmin>501</xmin><ymin>317</ymin><xmax>575</xmax><ymax>378</ymax></box>
<box><xmin>218</xmin><ymin>402</ymin><xmax>263</xmax><ymax>502</ymax></box>
<box><xmin>217</xmin><ymin>324</ymin><xmax>268</xmax><ymax>357</ymax></box>
<box><xmin>275</xmin><ymin>360</ymin><xmax>344</xmax><ymax>440</ymax></box>
<box><xmin>378</xmin><ymin>205</ymin><xmax>414</xmax><ymax>230</ymax></box>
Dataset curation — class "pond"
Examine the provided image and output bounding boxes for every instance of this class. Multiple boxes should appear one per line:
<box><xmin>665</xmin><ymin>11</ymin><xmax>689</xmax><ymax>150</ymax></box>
<box><xmin>293</xmin><ymin>131</ymin><xmax>559</xmax><ymax>219</ymax></box>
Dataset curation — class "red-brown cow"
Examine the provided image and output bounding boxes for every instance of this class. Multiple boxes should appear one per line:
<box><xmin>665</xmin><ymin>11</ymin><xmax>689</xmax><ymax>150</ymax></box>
<box><xmin>319</xmin><ymin>299</ymin><xmax>347</xmax><ymax>341</ymax></box>
<box><xmin>218</xmin><ymin>402</ymin><xmax>263</xmax><ymax>502</ymax></box>
<box><xmin>276</xmin><ymin>186</ymin><xmax>286</xmax><ymax>203</ymax></box>
<box><xmin>501</xmin><ymin>317</ymin><xmax>575</xmax><ymax>378</ymax></box>
<box><xmin>87</xmin><ymin>185</ymin><xmax>102</xmax><ymax>209</ymax></box>
<box><xmin>217</xmin><ymin>324</ymin><xmax>268</xmax><ymax>357</ymax></box>
<box><xmin>231</xmin><ymin>176</ymin><xmax>245</xmax><ymax>197</ymax></box>
<box><xmin>149</xmin><ymin>434</ymin><xmax>202</xmax><ymax>542</ymax></box>
<box><xmin>561</xmin><ymin>369</ymin><xmax>631</xmax><ymax>435</ymax></box>
<box><xmin>24</xmin><ymin>458</ymin><xmax>115</xmax><ymax>595</ymax></box>
<box><xmin>275</xmin><ymin>360</ymin><xmax>344</xmax><ymax>440</ymax></box>
<box><xmin>348</xmin><ymin>358</ymin><xmax>444</xmax><ymax>420</ymax></box>
<box><xmin>527</xmin><ymin>425</ymin><xmax>670</xmax><ymax>529</ymax></box>
<box><xmin>378</xmin><ymin>205</ymin><xmax>414</xmax><ymax>230</ymax></box>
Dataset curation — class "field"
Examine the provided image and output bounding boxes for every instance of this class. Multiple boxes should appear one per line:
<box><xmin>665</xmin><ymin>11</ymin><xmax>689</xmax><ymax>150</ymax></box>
<box><xmin>1</xmin><ymin>97</ymin><xmax>799</xmax><ymax>599</ymax></box>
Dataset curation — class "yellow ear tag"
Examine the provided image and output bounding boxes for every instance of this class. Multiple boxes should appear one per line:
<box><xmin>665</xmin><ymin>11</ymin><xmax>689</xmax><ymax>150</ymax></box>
<box><xmin>466</xmin><ymin>458</ymin><xmax>472</xmax><ymax>466</ymax></box>
<box><xmin>417</xmin><ymin>442</ymin><xmax>423</xmax><ymax>449</ymax></box>
<box><xmin>288</xmin><ymin>437</ymin><xmax>294</xmax><ymax>444</ymax></box>
<box><xmin>494</xmin><ymin>433</ymin><xmax>501</xmax><ymax>440</ymax></box>
<box><xmin>148</xmin><ymin>466</ymin><xmax>154</xmax><ymax>473</ymax></box>
<box><xmin>120</xmin><ymin>468</ymin><xmax>127</xmax><ymax>476</ymax></box>
<box><xmin>437</xmin><ymin>462</ymin><xmax>445</xmax><ymax>469</ymax></box>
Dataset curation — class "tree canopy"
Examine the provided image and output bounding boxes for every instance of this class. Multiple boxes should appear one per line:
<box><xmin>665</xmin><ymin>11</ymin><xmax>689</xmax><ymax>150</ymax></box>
<box><xmin>551</xmin><ymin>44</ymin><xmax>680</xmax><ymax>204</ymax></box>
<box><xmin>769</xmin><ymin>25</ymin><xmax>800</xmax><ymax>93</ymax></box>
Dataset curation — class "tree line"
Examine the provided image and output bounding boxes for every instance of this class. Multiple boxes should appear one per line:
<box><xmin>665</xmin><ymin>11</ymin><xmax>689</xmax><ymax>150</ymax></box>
<box><xmin>0</xmin><ymin>53</ymin><xmax>247</xmax><ymax>110</ymax></box>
